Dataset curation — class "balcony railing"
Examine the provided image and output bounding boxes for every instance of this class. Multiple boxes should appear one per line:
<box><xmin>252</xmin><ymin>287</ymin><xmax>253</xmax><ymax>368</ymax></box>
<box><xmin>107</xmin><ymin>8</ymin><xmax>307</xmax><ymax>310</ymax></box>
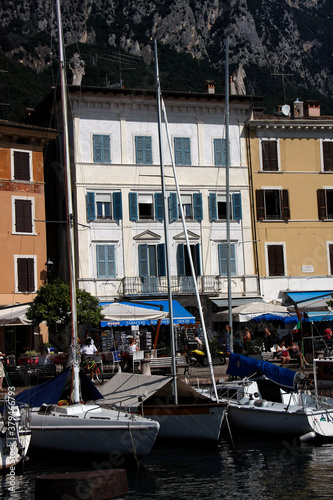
<box><xmin>123</xmin><ymin>275</ymin><xmax>237</xmax><ymax>295</ymax></box>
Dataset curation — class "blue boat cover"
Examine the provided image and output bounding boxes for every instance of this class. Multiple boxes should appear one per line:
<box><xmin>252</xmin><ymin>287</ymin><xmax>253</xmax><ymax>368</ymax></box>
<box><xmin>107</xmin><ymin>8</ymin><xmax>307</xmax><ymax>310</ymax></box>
<box><xmin>227</xmin><ymin>353</ymin><xmax>297</xmax><ymax>388</ymax></box>
<box><xmin>100</xmin><ymin>299</ymin><xmax>196</xmax><ymax>326</ymax></box>
<box><xmin>15</xmin><ymin>368</ymin><xmax>103</xmax><ymax>407</ymax></box>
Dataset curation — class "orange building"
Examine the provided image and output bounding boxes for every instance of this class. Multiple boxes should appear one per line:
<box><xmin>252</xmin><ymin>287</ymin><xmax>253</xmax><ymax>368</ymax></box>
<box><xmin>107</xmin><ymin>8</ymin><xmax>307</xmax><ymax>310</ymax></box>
<box><xmin>0</xmin><ymin>119</ymin><xmax>58</xmax><ymax>356</ymax></box>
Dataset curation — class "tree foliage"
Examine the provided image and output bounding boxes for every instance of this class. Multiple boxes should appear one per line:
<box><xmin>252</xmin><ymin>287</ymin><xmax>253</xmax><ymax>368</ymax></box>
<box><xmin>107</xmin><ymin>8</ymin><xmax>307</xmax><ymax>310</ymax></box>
<box><xmin>26</xmin><ymin>278</ymin><xmax>104</xmax><ymax>329</ymax></box>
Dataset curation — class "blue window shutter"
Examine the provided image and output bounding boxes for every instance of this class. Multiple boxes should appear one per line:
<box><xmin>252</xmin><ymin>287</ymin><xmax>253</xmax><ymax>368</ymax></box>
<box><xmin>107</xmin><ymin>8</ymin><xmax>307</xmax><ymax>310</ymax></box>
<box><xmin>113</xmin><ymin>192</ymin><xmax>122</xmax><ymax>220</ymax></box>
<box><xmin>195</xmin><ymin>243</ymin><xmax>201</xmax><ymax>276</ymax></box>
<box><xmin>193</xmin><ymin>193</ymin><xmax>203</xmax><ymax>221</ymax></box>
<box><xmin>214</xmin><ymin>139</ymin><xmax>227</xmax><ymax>166</ymax></box>
<box><xmin>174</xmin><ymin>138</ymin><xmax>191</xmax><ymax>166</ymax></box>
<box><xmin>87</xmin><ymin>192</ymin><xmax>95</xmax><ymax>221</ymax></box>
<box><xmin>169</xmin><ymin>192</ymin><xmax>178</xmax><ymax>221</ymax></box>
<box><xmin>96</xmin><ymin>245</ymin><xmax>106</xmax><ymax>277</ymax></box>
<box><xmin>177</xmin><ymin>244</ymin><xmax>185</xmax><ymax>276</ymax></box>
<box><xmin>174</xmin><ymin>137</ymin><xmax>182</xmax><ymax>165</ymax></box>
<box><xmin>145</xmin><ymin>137</ymin><xmax>152</xmax><ymax>164</ymax></box>
<box><xmin>135</xmin><ymin>136</ymin><xmax>144</xmax><ymax>164</ymax></box>
<box><xmin>93</xmin><ymin>135</ymin><xmax>110</xmax><ymax>163</ymax></box>
<box><xmin>183</xmin><ymin>138</ymin><xmax>191</xmax><ymax>165</ymax></box>
<box><xmin>106</xmin><ymin>245</ymin><xmax>116</xmax><ymax>277</ymax></box>
<box><xmin>138</xmin><ymin>244</ymin><xmax>148</xmax><ymax>277</ymax></box>
<box><xmin>129</xmin><ymin>192</ymin><xmax>138</xmax><ymax>221</ymax></box>
<box><xmin>209</xmin><ymin>193</ymin><xmax>217</xmax><ymax>221</ymax></box>
<box><xmin>155</xmin><ymin>192</ymin><xmax>164</xmax><ymax>221</ymax></box>
<box><xmin>233</xmin><ymin>193</ymin><xmax>242</xmax><ymax>221</ymax></box>
<box><xmin>157</xmin><ymin>243</ymin><xmax>166</xmax><ymax>276</ymax></box>
<box><xmin>218</xmin><ymin>243</ymin><xmax>236</xmax><ymax>275</ymax></box>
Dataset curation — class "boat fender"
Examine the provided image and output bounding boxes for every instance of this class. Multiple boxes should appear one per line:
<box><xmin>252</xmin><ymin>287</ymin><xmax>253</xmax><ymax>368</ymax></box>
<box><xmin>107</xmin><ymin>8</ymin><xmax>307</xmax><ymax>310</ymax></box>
<box><xmin>299</xmin><ymin>431</ymin><xmax>316</xmax><ymax>442</ymax></box>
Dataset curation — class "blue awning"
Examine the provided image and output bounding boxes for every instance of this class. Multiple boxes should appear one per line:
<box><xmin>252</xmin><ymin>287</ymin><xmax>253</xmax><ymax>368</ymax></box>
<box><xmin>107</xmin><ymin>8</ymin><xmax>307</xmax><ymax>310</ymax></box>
<box><xmin>306</xmin><ymin>311</ymin><xmax>333</xmax><ymax>322</ymax></box>
<box><xmin>251</xmin><ymin>314</ymin><xmax>301</xmax><ymax>324</ymax></box>
<box><xmin>286</xmin><ymin>291</ymin><xmax>332</xmax><ymax>304</ymax></box>
<box><xmin>100</xmin><ymin>300</ymin><xmax>195</xmax><ymax>327</ymax></box>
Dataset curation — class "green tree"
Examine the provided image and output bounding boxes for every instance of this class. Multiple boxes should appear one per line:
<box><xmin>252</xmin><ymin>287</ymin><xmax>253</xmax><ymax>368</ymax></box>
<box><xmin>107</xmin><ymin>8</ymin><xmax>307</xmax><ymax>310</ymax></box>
<box><xmin>26</xmin><ymin>278</ymin><xmax>104</xmax><ymax>330</ymax></box>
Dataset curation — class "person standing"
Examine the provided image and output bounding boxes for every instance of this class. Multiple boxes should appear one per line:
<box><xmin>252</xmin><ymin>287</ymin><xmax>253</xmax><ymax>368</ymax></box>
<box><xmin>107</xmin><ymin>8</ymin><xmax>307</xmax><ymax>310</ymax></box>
<box><xmin>264</xmin><ymin>327</ymin><xmax>274</xmax><ymax>352</ymax></box>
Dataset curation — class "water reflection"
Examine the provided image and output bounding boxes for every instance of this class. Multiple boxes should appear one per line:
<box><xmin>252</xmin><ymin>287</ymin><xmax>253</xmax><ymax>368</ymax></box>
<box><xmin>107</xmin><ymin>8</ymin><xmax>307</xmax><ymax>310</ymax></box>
<box><xmin>1</xmin><ymin>436</ymin><xmax>333</xmax><ymax>499</ymax></box>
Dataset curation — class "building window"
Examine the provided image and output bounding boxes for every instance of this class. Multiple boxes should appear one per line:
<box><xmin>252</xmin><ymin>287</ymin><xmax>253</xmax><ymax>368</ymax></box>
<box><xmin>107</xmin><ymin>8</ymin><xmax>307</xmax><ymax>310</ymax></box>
<box><xmin>13</xmin><ymin>198</ymin><xmax>34</xmax><ymax>233</ymax></box>
<box><xmin>138</xmin><ymin>244</ymin><xmax>166</xmax><ymax>278</ymax></box>
<box><xmin>256</xmin><ymin>189</ymin><xmax>290</xmax><ymax>221</ymax></box>
<box><xmin>12</xmin><ymin>150</ymin><xmax>31</xmax><ymax>181</ymax></box>
<box><xmin>174</xmin><ymin>137</ymin><xmax>191</xmax><ymax>166</ymax></box>
<box><xmin>177</xmin><ymin>243</ymin><xmax>201</xmax><ymax>277</ymax></box>
<box><xmin>218</xmin><ymin>243</ymin><xmax>236</xmax><ymax>276</ymax></box>
<box><xmin>135</xmin><ymin>136</ymin><xmax>153</xmax><ymax>164</ymax></box>
<box><xmin>267</xmin><ymin>244</ymin><xmax>285</xmax><ymax>276</ymax></box>
<box><xmin>214</xmin><ymin>138</ymin><xmax>227</xmax><ymax>167</ymax></box>
<box><xmin>169</xmin><ymin>192</ymin><xmax>203</xmax><ymax>222</ymax></box>
<box><xmin>323</xmin><ymin>141</ymin><xmax>333</xmax><ymax>172</ymax></box>
<box><xmin>260</xmin><ymin>140</ymin><xmax>279</xmax><ymax>171</ymax></box>
<box><xmin>93</xmin><ymin>135</ymin><xmax>111</xmax><ymax>163</ymax></box>
<box><xmin>329</xmin><ymin>244</ymin><xmax>333</xmax><ymax>275</ymax></box>
<box><xmin>96</xmin><ymin>245</ymin><xmax>116</xmax><ymax>278</ymax></box>
<box><xmin>86</xmin><ymin>192</ymin><xmax>122</xmax><ymax>222</ymax></box>
<box><xmin>17</xmin><ymin>257</ymin><xmax>35</xmax><ymax>292</ymax></box>
<box><xmin>129</xmin><ymin>192</ymin><xmax>164</xmax><ymax>221</ymax></box>
<box><xmin>317</xmin><ymin>189</ymin><xmax>333</xmax><ymax>220</ymax></box>
<box><xmin>209</xmin><ymin>193</ymin><xmax>242</xmax><ymax>221</ymax></box>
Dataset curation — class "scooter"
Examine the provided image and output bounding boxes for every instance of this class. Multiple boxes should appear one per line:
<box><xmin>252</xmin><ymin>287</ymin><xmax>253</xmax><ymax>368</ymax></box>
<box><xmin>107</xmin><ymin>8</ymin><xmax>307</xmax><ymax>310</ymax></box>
<box><xmin>187</xmin><ymin>348</ymin><xmax>227</xmax><ymax>367</ymax></box>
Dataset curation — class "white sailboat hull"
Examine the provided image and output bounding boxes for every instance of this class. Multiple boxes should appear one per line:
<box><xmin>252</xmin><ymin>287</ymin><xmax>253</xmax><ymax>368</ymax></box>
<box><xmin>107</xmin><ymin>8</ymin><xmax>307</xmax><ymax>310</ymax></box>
<box><xmin>306</xmin><ymin>409</ymin><xmax>333</xmax><ymax>438</ymax></box>
<box><xmin>29</xmin><ymin>403</ymin><xmax>159</xmax><ymax>458</ymax></box>
<box><xmin>142</xmin><ymin>403</ymin><xmax>226</xmax><ymax>441</ymax></box>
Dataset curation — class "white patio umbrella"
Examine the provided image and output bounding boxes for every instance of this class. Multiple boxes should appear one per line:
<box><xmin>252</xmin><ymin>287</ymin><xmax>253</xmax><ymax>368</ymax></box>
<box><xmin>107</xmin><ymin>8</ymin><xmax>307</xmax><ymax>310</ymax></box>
<box><xmin>0</xmin><ymin>304</ymin><xmax>32</xmax><ymax>325</ymax></box>
<box><xmin>217</xmin><ymin>301</ymin><xmax>290</xmax><ymax>322</ymax></box>
<box><xmin>101</xmin><ymin>302</ymin><xmax>169</xmax><ymax>323</ymax></box>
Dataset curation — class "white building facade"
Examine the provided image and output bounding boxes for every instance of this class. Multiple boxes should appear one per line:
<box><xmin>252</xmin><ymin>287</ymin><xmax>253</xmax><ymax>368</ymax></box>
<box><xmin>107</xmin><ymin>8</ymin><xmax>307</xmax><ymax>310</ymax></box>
<box><xmin>45</xmin><ymin>87</ymin><xmax>260</xmax><ymax>326</ymax></box>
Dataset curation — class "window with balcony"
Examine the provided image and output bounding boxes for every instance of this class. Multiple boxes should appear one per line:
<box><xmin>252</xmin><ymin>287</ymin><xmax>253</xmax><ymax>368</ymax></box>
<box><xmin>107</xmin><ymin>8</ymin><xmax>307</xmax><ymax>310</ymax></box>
<box><xmin>129</xmin><ymin>192</ymin><xmax>163</xmax><ymax>221</ymax></box>
<box><xmin>267</xmin><ymin>244</ymin><xmax>285</xmax><ymax>276</ymax></box>
<box><xmin>317</xmin><ymin>189</ymin><xmax>333</xmax><ymax>220</ymax></box>
<box><xmin>135</xmin><ymin>136</ymin><xmax>153</xmax><ymax>164</ymax></box>
<box><xmin>17</xmin><ymin>257</ymin><xmax>35</xmax><ymax>292</ymax></box>
<box><xmin>174</xmin><ymin>137</ymin><xmax>191</xmax><ymax>166</ymax></box>
<box><xmin>218</xmin><ymin>243</ymin><xmax>236</xmax><ymax>275</ymax></box>
<box><xmin>214</xmin><ymin>138</ymin><xmax>228</xmax><ymax>167</ymax></box>
<box><xmin>13</xmin><ymin>198</ymin><xmax>33</xmax><ymax>233</ymax></box>
<box><xmin>256</xmin><ymin>189</ymin><xmax>290</xmax><ymax>221</ymax></box>
<box><xmin>93</xmin><ymin>134</ymin><xmax>111</xmax><ymax>163</ymax></box>
<box><xmin>138</xmin><ymin>244</ymin><xmax>165</xmax><ymax>292</ymax></box>
<box><xmin>169</xmin><ymin>192</ymin><xmax>203</xmax><ymax>222</ymax></box>
<box><xmin>209</xmin><ymin>193</ymin><xmax>242</xmax><ymax>221</ymax></box>
<box><xmin>12</xmin><ymin>150</ymin><xmax>31</xmax><ymax>181</ymax></box>
<box><xmin>323</xmin><ymin>141</ymin><xmax>333</xmax><ymax>172</ymax></box>
<box><xmin>261</xmin><ymin>140</ymin><xmax>279</xmax><ymax>171</ymax></box>
<box><xmin>86</xmin><ymin>192</ymin><xmax>122</xmax><ymax>222</ymax></box>
<box><xmin>96</xmin><ymin>245</ymin><xmax>116</xmax><ymax>278</ymax></box>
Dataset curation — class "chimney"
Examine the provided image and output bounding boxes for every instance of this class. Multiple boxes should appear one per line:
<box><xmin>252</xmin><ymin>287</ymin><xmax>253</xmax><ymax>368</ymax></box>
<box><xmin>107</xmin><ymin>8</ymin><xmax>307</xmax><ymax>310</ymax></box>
<box><xmin>293</xmin><ymin>98</ymin><xmax>304</xmax><ymax>118</ymax></box>
<box><xmin>204</xmin><ymin>80</ymin><xmax>215</xmax><ymax>94</ymax></box>
<box><xmin>304</xmin><ymin>100</ymin><xmax>320</xmax><ymax>117</ymax></box>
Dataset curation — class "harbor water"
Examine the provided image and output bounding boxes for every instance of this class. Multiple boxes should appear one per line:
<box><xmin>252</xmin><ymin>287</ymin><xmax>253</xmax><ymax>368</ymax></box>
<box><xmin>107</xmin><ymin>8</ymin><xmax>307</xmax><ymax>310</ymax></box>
<box><xmin>2</xmin><ymin>431</ymin><xmax>333</xmax><ymax>499</ymax></box>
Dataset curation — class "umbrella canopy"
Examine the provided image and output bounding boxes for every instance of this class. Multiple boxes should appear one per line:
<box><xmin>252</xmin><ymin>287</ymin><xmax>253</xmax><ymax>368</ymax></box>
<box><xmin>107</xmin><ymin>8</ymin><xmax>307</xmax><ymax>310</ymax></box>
<box><xmin>101</xmin><ymin>302</ymin><xmax>169</xmax><ymax>326</ymax></box>
<box><xmin>0</xmin><ymin>304</ymin><xmax>32</xmax><ymax>326</ymax></box>
<box><xmin>217</xmin><ymin>301</ymin><xmax>290</xmax><ymax>322</ymax></box>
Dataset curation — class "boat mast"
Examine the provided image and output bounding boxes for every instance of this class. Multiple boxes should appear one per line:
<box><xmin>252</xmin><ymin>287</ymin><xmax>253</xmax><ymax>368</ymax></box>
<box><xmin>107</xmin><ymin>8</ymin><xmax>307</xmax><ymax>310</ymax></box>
<box><xmin>154</xmin><ymin>39</ymin><xmax>178</xmax><ymax>404</ymax></box>
<box><xmin>225</xmin><ymin>31</ymin><xmax>233</xmax><ymax>353</ymax></box>
<box><xmin>55</xmin><ymin>0</ymin><xmax>80</xmax><ymax>404</ymax></box>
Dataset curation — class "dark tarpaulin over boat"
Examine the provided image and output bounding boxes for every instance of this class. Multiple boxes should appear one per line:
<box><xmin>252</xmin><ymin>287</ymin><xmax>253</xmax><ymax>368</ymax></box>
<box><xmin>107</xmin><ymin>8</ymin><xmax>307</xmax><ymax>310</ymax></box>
<box><xmin>227</xmin><ymin>353</ymin><xmax>298</xmax><ymax>388</ymax></box>
<box><xmin>15</xmin><ymin>368</ymin><xmax>103</xmax><ymax>407</ymax></box>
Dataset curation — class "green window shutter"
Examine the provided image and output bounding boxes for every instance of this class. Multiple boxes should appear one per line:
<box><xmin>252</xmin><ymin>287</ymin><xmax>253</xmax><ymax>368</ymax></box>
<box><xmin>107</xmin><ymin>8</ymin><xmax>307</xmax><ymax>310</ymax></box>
<box><xmin>135</xmin><ymin>136</ymin><xmax>152</xmax><ymax>165</ymax></box>
<box><xmin>209</xmin><ymin>193</ymin><xmax>217</xmax><ymax>221</ymax></box>
<box><xmin>193</xmin><ymin>193</ymin><xmax>203</xmax><ymax>221</ymax></box>
<box><xmin>177</xmin><ymin>244</ymin><xmax>185</xmax><ymax>276</ymax></box>
<box><xmin>113</xmin><ymin>192</ymin><xmax>122</xmax><ymax>220</ymax></box>
<box><xmin>145</xmin><ymin>137</ymin><xmax>152</xmax><ymax>164</ymax></box>
<box><xmin>214</xmin><ymin>139</ymin><xmax>227</xmax><ymax>167</ymax></box>
<box><xmin>138</xmin><ymin>244</ymin><xmax>148</xmax><ymax>277</ymax></box>
<box><xmin>129</xmin><ymin>192</ymin><xmax>138</xmax><ymax>221</ymax></box>
<box><xmin>135</xmin><ymin>136</ymin><xmax>144</xmax><ymax>164</ymax></box>
<box><xmin>87</xmin><ymin>192</ymin><xmax>95</xmax><ymax>221</ymax></box>
<box><xmin>157</xmin><ymin>243</ymin><xmax>166</xmax><ymax>276</ymax></box>
<box><xmin>174</xmin><ymin>138</ymin><xmax>191</xmax><ymax>165</ymax></box>
<box><xmin>169</xmin><ymin>192</ymin><xmax>178</xmax><ymax>221</ymax></box>
<box><xmin>155</xmin><ymin>192</ymin><xmax>164</xmax><ymax>221</ymax></box>
<box><xmin>93</xmin><ymin>135</ymin><xmax>110</xmax><ymax>163</ymax></box>
<box><xmin>97</xmin><ymin>245</ymin><xmax>116</xmax><ymax>278</ymax></box>
<box><xmin>232</xmin><ymin>193</ymin><xmax>242</xmax><ymax>221</ymax></box>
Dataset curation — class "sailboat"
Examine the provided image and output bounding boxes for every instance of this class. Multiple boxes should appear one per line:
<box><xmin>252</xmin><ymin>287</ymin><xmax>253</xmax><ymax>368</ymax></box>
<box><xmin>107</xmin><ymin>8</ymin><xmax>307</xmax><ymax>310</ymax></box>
<box><xmin>15</xmin><ymin>0</ymin><xmax>160</xmax><ymax>459</ymax></box>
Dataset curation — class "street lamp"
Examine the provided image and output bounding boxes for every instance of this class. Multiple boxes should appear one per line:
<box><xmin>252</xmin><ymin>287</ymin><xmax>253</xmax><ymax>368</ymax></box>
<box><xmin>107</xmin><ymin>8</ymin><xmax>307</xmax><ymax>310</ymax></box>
<box><xmin>45</xmin><ymin>258</ymin><xmax>54</xmax><ymax>284</ymax></box>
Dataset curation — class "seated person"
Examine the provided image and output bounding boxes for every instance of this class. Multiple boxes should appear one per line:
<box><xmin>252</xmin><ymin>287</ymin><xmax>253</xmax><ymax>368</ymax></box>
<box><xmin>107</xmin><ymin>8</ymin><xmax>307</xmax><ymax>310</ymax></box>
<box><xmin>276</xmin><ymin>342</ymin><xmax>291</xmax><ymax>367</ymax></box>
<box><xmin>288</xmin><ymin>341</ymin><xmax>309</xmax><ymax>369</ymax></box>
